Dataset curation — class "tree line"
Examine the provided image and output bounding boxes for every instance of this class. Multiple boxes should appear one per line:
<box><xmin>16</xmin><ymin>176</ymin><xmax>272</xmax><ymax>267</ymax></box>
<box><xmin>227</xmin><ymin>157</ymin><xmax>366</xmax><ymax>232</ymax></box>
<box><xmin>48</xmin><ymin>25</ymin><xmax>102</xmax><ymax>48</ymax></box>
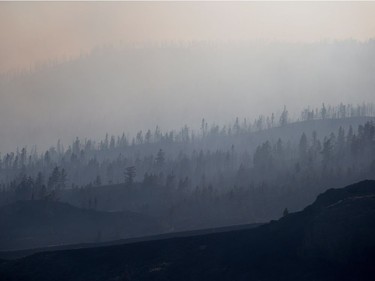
<box><xmin>0</xmin><ymin>105</ymin><xmax>374</xmax><ymax>226</ymax></box>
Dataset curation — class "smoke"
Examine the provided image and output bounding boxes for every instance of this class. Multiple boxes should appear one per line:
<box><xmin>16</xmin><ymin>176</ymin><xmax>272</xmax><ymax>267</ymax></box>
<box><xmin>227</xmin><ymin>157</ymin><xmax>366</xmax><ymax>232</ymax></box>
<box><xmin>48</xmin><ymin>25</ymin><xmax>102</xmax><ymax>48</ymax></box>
<box><xmin>0</xmin><ymin>41</ymin><xmax>374</xmax><ymax>153</ymax></box>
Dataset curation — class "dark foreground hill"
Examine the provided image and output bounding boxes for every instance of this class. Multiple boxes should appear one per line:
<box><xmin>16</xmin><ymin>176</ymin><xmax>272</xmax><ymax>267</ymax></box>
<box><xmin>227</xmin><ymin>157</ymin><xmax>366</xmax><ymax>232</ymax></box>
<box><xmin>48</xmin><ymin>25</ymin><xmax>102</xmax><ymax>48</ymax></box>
<box><xmin>0</xmin><ymin>200</ymin><xmax>165</xmax><ymax>251</ymax></box>
<box><xmin>1</xmin><ymin>180</ymin><xmax>375</xmax><ymax>281</ymax></box>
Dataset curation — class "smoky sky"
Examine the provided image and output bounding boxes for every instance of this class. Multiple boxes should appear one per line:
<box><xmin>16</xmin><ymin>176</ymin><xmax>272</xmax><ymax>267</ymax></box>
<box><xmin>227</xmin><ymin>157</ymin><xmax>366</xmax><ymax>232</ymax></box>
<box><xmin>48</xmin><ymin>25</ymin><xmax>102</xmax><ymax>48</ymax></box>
<box><xmin>0</xmin><ymin>2</ymin><xmax>375</xmax><ymax>153</ymax></box>
<box><xmin>1</xmin><ymin>1</ymin><xmax>375</xmax><ymax>73</ymax></box>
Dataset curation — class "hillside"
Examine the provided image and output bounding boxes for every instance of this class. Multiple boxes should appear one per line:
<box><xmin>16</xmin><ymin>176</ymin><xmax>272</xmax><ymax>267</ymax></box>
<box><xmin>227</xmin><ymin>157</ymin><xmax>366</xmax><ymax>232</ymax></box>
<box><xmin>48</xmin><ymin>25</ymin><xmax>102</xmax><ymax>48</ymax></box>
<box><xmin>248</xmin><ymin>116</ymin><xmax>375</xmax><ymax>145</ymax></box>
<box><xmin>2</xmin><ymin>41</ymin><xmax>375</xmax><ymax>153</ymax></box>
<box><xmin>1</xmin><ymin>180</ymin><xmax>374</xmax><ymax>281</ymax></box>
<box><xmin>0</xmin><ymin>200</ymin><xmax>166</xmax><ymax>251</ymax></box>
<box><xmin>2</xmin><ymin>116</ymin><xmax>374</xmax><ymax>220</ymax></box>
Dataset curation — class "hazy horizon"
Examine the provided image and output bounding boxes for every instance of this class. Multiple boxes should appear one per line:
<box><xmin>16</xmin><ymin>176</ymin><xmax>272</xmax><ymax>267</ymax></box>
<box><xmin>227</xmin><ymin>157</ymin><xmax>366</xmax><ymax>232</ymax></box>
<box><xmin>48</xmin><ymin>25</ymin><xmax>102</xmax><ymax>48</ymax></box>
<box><xmin>2</xmin><ymin>2</ymin><xmax>375</xmax><ymax>73</ymax></box>
<box><xmin>1</xmin><ymin>2</ymin><xmax>375</xmax><ymax>153</ymax></box>
<box><xmin>1</xmin><ymin>40</ymin><xmax>375</xmax><ymax>154</ymax></box>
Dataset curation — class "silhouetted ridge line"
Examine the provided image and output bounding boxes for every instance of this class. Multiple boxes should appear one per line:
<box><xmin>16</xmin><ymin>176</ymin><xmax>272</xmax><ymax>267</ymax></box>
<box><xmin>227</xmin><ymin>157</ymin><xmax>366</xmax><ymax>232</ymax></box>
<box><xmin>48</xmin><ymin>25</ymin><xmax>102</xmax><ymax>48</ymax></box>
<box><xmin>0</xmin><ymin>180</ymin><xmax>375</xmax><ymax>280</ymax></box>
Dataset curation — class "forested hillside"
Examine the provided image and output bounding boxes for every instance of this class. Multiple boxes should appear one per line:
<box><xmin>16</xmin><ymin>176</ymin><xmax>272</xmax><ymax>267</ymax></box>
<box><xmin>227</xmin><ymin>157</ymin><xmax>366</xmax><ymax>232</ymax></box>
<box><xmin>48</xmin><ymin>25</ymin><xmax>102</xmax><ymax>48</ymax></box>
<box><xmin>2</xmin><ymin>41</ymin><xmax>375</xmax><ymax>152</ymax></box>
<box><xmin>0</xmin><ymin>106</ymin><xmax>374</xmax><ymax>230</ymax></box>
<box><xmin>2</xmin><ymin>2</ymin><xmax>375</xmax><ymax>280</ymax></box>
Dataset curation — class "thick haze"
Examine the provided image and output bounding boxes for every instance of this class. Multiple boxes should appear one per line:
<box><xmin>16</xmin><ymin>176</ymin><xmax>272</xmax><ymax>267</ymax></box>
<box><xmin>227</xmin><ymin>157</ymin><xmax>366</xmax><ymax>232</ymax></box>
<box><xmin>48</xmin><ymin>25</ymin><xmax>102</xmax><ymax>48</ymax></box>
<box><xmin>1</xmin><ymin>2</ymin><xmax>375</xmax><ymax>153</ymax></box>
<box><xmin>2</xmin><ymin>2</ymin><xmax>375</xmax><ymax>73</ymax></box>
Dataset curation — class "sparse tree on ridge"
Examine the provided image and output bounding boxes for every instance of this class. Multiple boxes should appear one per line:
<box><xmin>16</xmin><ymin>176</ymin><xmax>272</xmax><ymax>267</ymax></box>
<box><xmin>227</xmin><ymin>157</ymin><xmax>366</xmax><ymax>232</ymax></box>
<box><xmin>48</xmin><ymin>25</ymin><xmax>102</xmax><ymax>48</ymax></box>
<box><xmin>124</xmin><ymin>166</ymin><xmax>136</xmax><ymax>186</ymax></box>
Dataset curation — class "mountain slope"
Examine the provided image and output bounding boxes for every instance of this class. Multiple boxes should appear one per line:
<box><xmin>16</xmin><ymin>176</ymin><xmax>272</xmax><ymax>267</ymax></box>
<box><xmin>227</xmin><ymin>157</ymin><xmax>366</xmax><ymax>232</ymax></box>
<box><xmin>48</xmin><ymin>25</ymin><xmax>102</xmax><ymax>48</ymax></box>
<box><xmin>0</xmin><ymin>200</ymin><xmax>165</xmax><ymax>251</ymax></box>
<box><xmin>1</xmin><ymin>180</ymin><xmax>375</xmax><ymax>280</ymax></box>
<box><xmin>2</xmin><ymin>42</ymin><xmax>374</xmax><ymax>153</ymax></box>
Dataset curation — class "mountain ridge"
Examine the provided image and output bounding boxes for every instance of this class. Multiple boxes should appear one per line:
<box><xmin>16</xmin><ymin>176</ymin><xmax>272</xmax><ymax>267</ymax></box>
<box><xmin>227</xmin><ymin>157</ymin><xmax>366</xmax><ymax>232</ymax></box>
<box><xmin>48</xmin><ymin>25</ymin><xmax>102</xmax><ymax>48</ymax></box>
<box><xmin>1</xmin><ymin>180</ymin><xmax>374</xmax><ymax>280</ymax></box>
<box><xmin>0</xmin><ymin>200</ymin><xmax>166</xmax><ymax>252</ymax></box>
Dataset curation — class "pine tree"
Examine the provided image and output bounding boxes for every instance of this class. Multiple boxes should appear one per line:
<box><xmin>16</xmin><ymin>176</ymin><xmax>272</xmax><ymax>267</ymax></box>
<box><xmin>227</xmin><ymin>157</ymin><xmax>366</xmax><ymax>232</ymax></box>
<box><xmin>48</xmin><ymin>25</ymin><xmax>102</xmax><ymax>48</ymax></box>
<box><xmin>124</xmin><ymin>166</ymin><xmax>136</xmax><ymax>186</ymax></box>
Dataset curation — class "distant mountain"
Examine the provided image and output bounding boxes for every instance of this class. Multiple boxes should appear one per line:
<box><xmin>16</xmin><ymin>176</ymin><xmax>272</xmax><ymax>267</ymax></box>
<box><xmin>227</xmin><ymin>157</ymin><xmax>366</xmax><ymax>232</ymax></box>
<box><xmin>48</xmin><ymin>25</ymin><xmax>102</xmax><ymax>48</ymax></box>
<box><xmin>248</xmin><ymin>116</ymin><xmax>375</xmax><ymax>144</ymax></box>
<box><xmin>1</xmin><ymin>180</ymin><xmax>374</xmax><ymax>280</ymax></box>
<box><xmin>0</xmin><ymin>200</ymin><xmax>166</xmax><ymax>251</ymax></box>
<box><xmin>2</xmin><ymin>41</ymin><xmax>375</xmax><ymax>153</ymax></box>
